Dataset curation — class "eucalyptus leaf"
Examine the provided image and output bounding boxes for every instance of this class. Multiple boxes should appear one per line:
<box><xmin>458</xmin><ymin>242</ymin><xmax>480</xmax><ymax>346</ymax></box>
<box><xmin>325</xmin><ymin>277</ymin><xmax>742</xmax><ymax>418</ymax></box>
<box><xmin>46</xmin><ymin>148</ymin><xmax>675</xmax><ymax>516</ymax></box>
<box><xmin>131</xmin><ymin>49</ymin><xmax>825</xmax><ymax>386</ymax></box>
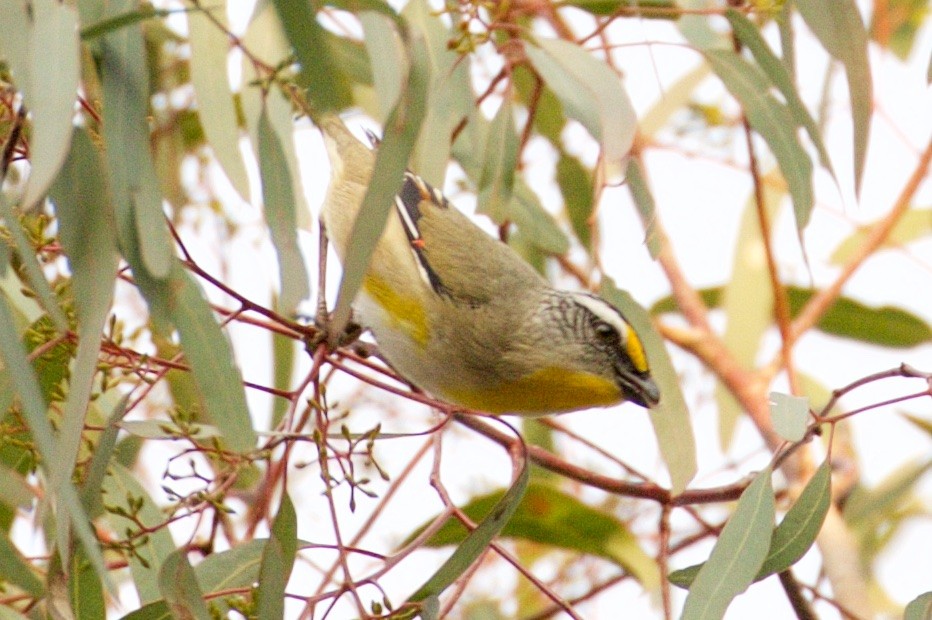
<box><xmin>770</xmin><ymin>392</ymin><xmax>810</xmax><ymax>442</ymax></box>
<box><xmin>602</xmin><ymin>280</ymin><xmax>697</xmax><ymax>493</ymax></box>
<box><xmin>22</xmin><ymin>0</ymin><xmax>80</xmax><ymax>211</ymax></box>
<box><xmin>705</xmin><ymin>49</ymin><xmax>814</xmax><ymax>232</ymax></box>
<box><xmin>188</xmin><ymin>1</ymin><xmax>251</xmax><ymax>200</ymax></box>
<box><xmin>411</xmin><ymin>481</ymin><xmax>659</xmax><ymax>588</ymax></box>
<box><xmin>795</xmin><ymin>0</ymin><xmax>872</xmax><ymax>194</ymax></box>
<box><xmin>409</xmin><ymin>456</ymin><xmax>529</xmax><ymax>602</ymax></box>
<box><xmin>477</xmin><ymin>99</ymin><xmax>519</xmax><ymax>221</ymax></box>
<box><xmin>680</xmin><ymin>467</ymin><xmax>775</xmax><ymax>619</ymax></box>
<box><xmin>258</xmin><ymin>107</ymin><xmax>311</xmax><ymax>314</ymax></box>
<box><xmin>525</xmin><ymin>37</ymin><xmax>637</xmax><ymax>177</ymax></box>
<box><xmin>158</xmin><ymin>550</ymin><xmax>211</xmax><ymax>620</ymax></box>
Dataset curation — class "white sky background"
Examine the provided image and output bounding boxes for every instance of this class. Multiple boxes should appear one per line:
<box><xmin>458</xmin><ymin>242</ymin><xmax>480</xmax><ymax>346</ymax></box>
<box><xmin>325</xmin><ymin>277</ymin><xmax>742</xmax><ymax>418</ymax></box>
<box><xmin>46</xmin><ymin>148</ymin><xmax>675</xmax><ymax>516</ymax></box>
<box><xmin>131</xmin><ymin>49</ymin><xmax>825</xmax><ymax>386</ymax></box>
<box><xmin>142</xmin><ymin>1</ymin><xmax>932</xmax><ymax>618</ymax></box>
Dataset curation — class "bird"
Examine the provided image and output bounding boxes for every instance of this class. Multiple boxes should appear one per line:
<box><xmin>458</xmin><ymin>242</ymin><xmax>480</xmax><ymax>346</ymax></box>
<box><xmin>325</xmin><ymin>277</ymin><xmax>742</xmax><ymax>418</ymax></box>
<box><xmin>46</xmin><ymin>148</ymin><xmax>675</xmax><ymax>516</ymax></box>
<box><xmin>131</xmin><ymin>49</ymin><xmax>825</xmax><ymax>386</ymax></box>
<box><xmin>317</xmin><ymin>114</ymin><xmax>660</xmax><ymax>415</ymax></box>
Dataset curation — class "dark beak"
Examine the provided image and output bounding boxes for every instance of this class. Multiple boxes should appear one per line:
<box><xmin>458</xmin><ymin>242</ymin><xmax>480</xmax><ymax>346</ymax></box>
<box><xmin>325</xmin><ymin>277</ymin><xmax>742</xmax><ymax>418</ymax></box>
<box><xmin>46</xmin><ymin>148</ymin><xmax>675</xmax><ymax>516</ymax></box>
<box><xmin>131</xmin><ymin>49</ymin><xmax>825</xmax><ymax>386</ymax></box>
<box><xmin>618</xmin><ymin>371</ymin><xmax>661</xmax><ymax>408</ymax></box>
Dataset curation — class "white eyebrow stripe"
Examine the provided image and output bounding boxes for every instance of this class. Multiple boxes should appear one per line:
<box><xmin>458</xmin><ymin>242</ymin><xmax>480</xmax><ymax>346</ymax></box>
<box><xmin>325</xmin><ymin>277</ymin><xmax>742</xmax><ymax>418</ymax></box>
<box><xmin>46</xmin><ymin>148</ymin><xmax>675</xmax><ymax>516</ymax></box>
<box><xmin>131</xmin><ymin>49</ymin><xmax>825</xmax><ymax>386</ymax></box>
<box><xmin>570</xmin><ymin>293</ymin><xmax>630</xmax><ymax>340</ymax></box>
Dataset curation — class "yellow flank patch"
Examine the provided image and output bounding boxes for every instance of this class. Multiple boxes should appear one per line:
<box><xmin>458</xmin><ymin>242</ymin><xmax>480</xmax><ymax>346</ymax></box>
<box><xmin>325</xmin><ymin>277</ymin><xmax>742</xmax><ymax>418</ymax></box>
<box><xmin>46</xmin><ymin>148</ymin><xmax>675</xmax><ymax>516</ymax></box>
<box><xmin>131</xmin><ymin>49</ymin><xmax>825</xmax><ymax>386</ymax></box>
<box><xmin>625</xmin><ymin>330</ymin><xmax>649</xmax><ymax>374</ymax></box>
<box><xmin>446</xmin><ymin>367</ymin><xmax>622</xmax><ymax>414</ymax></box>
<box><xmin>363</xmin><ymin>276</ymin><xmax>429</xmax><ymax>346</ymax></box>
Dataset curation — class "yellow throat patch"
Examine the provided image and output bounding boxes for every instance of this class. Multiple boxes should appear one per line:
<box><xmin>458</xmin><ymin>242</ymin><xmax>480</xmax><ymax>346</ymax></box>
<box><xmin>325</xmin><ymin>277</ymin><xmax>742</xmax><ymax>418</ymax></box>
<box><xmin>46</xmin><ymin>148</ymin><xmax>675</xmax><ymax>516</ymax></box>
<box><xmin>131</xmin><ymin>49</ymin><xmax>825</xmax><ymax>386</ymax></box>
<box><xmin>446</xmin><ymin>367</ymin><xmax>622</xmax><ymax>415</ymax></box>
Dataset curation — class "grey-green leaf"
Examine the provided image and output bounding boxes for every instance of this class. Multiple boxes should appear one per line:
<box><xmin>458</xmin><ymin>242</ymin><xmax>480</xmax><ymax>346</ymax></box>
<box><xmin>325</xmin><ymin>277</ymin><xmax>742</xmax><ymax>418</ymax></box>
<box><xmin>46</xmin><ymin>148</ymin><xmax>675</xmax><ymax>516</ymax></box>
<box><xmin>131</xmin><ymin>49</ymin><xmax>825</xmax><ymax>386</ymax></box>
<box><xmin>409</xmin><ymin>456</ymin><xmax>529</xmax><ymax>602</ymax></box>
<box><xmin>624</xmin><ymin>157</ymin><xmax>661</xmax><ymax>259</ymax></box>
<box><xmin>525</xmin><ymin>37</ymin><xmax>637</xmax><ymax>177</ymax></box>
<box><xmin>477</xmin><ymin>99</ymin><xmax>519</xmax><ymax>221</ymax></box>
<box><xmin>100</xmin><ymin>0</ymin><xmax>172</xmax><ymax>279</ymax></box>
<box><xmin>188</xmin><ymin>3</ymin><xmax>250</xmax><ymax>200</ymax></box>
<box><xmin>361</xmin><ymin>11</ymin><xmax>405</xmax><ymax>121</ymax></box>
<box><xmin>158</xmin><ymin>550</ymin><xmax>211</xmax><ymax>620</ymax></box>
<box><xmin>725</xmin><ymin>9</ymin><xmax>834</xmax><ymax>176</ymax></box>
<box><xmin>757</xmin><ymin>460</ymin><xmax>831</xmax><ymax>579</ymax></box>
<box><xmin>103</xmin><ymin>463</ymin><xmax>177</xmax><ymax>604</ymax></box>
<box><xmin>22</xmin><ymin>0</ymin><xmax>80</xmax><ymax>211</ymax></box>
<box><xmin>257</xmin><ymin>494</ymin><xmax>298</xmax><ymax>619</ymax></box>
<box><xmin>411</xmin><ymin>481</ymin><xmax>659</xmax><ymax>588</ymax></box>
<box><xmin>0</xmin><ymin>280</ymin><xmax>109</xmax><ymax>592</ymax></box>
<box><xmin>258</xmin><ymin>107</ymin><xmax>310</xmax><ymax>314</ymax></box>
<box><xmin>270</xmin><ymin>0</ymin><xmax>353</xmax><ymax>112</ymax></box>
<box><xmin>705</xmin><ymin>49</ymin><xmax>814</xmax><ymax>232</ymax></box>
<box><xmin>905</xmin><ymin>591</ymin><xmax>932</xmax><ymax>620</ymax></box>
<box><xmin>602</xmin><ymin>280</ymin><xmax>697</xmax><ymax>493</ymax></box>
<box><xmin>681</xmin><ymin>467</ymin><xmax>775</xmax><ymax>620</ymax></box>
<box><xmin>795</xmin><ymin>0</ymin><xmax>872</xmax><ymax>195</ymax></box>
<box><xmin>0</xmin><ymin>530</ymin><xmax>44</xmax><ymax>596</ymax></box>
<box><xmin>154</xmin><ymin>267</ymin><xmax>257</xmax><ymax>453</ymax></box>
<box><xmin>50</xmin><ymin>127</ymin><xmax>120</xmax><ymax>500</ymax></box>
<box><xmin>770</xmin><ymin>392</ymin><xmax>810</xmax><ymax>442</ymax></box>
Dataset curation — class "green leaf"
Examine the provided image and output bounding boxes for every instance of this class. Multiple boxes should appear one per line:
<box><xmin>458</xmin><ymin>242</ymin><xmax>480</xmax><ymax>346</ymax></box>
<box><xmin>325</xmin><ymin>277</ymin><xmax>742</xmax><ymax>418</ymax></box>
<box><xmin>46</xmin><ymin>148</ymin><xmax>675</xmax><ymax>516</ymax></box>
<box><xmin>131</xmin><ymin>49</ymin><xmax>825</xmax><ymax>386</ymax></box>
<box><xmin>798</xmin><ymin>293</ymin><xmax>931</xmax><ymax>348</ymax></box>
<box><xmin>404</xmin><ymin>0</ymin><xmax>475</xmax><ymax>186</ymax></box>
<box><xmin>409</xmin><ymin>456</ymin><xmax>529</xmax><ymax>602</ymax></box>
<box><xmin>50</xmin><ymin>127</ymin><xmax>121</xmax><ymax>501</ymax></box>
<box><xmin>770</xmin><ymin>392</ymin><xmax>810</xmax><ymax>442</ymax></box>
<box><xmin>705</xmin><ymin>49</ymin><xmax>814</xmax><ymax>232</ymax></box>
<box><xmin>141</xmin><ymin>267</ymin><xmax>257</xmax><ymax>453</ymax></box>
<box><xmin>830</xmin><ymin>208</ymin><xmax>932</xmax><ymax>264</ymax></box>
<box><xmin>757</xmin><ymin>460</ymin><xmax>831</xmax><ymax>579</ymax></box>
<box><xmin>0</xmin><ymin>530</ymin><xmax>44</xmax><ymax>596</ymax></box>
<box><xmin>361</xmin><ymin>11</ymin><xmax>405</xmax><ymax>121</ymax></box>
<box><xmin>124</xmin><ymin>540</ymin><xmax>269</xmax><ymax>619</ymax></box>
<box><xmin>624</xmin><ymin>157</ymin><xmax>661</xmax><ymax>259</ymax></box>
<box><xmin>196</xmin><ymin>539</ymin><xmax>267</xmax><ymax>591</ymax></box>
<box><xmin>651</xmin><ymin>286</ymin><xmax>932</xmax><ymax>348</ymax></box>
<box><xmin>0</xmin><ymin>3</ymin><xmax>31</xmax><ymax>88</ymax></box>
<box><xmin>524</xmin><ymin>37</ymin><xmax>637</xmax><ymax>177</ymax></box>
<box><xmin>414</xmin><ymin>481</ymin><xmax>659</xmax><ymax>588</ymax></box>
<box><xmin>119</xmin><ymin>419</ymin><xmax>222</xmax><ymax>440</ymax></box>
<box><xmin>795</xmin><ymin>0</ymin><xmax>872</xmax><ymax>195</ymax></box>
<box><xmin>557</xmin><ymin>150</ymin><xmax>594</xmax><ymax>249</ymax></box>
<box><xmin>80</xmin><ymin>397</ymin><xmax>129</xmax><ymax>517</ymax></box>
<box><xmin>602</xmin><ymin>280</ymin><xmax>697</xmax><ymax>493</ymax></box>
<box><xmin>330</xmin><ymin>34</ymin><xmax>429</xmax><ymax>337</ymax></box>
<box><xmin>188</xmin><ymin>2</ymin><xmax>250</xmax><ymax>200</ymax></box>
<box><xmin>843</xmin><ymin>460</ymin><xmax>932</xmax><ymax>527</ymax></box>
<box><xmin>257</xmin><ymin>107</ymin><xmax>310</xmax><ymax>314</ymax></box>
<box><xmin>271</xmin><ymin>0</ymin><xmax>354</xmax><ymax>112</ymax></box>
<box><xmin>257</xmin><ymin>494</ymin><xmax>298</xmax><ymax>619</ymax></box>
<box><xmin>80</xmin><ymin>6</ymin><xmax>170</xmax><ymax>40</ymax></box>
<box><xmin>21</xmin><ymin>0</ymin><xmax>80</xmax><ymax>211</ymax></box>
<box><xmin>559</xmin><ymin>0</ymin><xmax>679</xmax><ymax>18</ymax></box>
<box><xmin>477</xmin><ymin>99</ymin><xmax>519</xmax><ymax>221</ymax></box>
<box><xmin>69</xmin><ymin>544</ymin><xmax>106</xmax><ymax>620</ymax></box>
<box><xmin>103</xmin><ymin>463</ymin><xmax>177</xmax><ymax>604</ymax></box>
<box><xmin>158</xmin><ymin>550</ymin><xmax>211</xmax><ymax>620</ymax></box>
<box><xmin>725</xmin><ymin>9</ymin><xmax>835</xmax><ymax>176</ymax></box>
<box><xmin>99</xmin><ymin>0</ymin><xmax>173</xmax><ymax>279</ymax></box>
<box><xmin>270</xmin><ymin>331</ymin><xmax>294</xmax><ymax>429</ymax></box>
<box><xmin>905</xmin><ymin>591</ymin><xmax>932</xmax><ymax>620</ymax></box>
<box><xmin>507</xmin><ymin>180</ymin><xmax>570</xmax><ymax>256</ymax></box>
<box><xmin>680</xmin><ymin>467</ymin><xmax>775</xmax><ymax>619</ymax></box>
<box><xmin>0</xmin><ymin>283</ymin><xmax>110</xmax><ymax>593</ymax></box>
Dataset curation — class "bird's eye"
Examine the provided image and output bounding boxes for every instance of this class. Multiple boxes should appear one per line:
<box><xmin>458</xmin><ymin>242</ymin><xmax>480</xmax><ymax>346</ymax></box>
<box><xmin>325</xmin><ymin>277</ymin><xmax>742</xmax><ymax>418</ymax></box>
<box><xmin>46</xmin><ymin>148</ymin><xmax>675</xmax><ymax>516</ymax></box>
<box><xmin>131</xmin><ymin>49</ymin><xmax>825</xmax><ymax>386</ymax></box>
<box><xmin>594</xmin><ymin>321</ymin><xmax>618</xmax><ymax>342</ymax></box>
